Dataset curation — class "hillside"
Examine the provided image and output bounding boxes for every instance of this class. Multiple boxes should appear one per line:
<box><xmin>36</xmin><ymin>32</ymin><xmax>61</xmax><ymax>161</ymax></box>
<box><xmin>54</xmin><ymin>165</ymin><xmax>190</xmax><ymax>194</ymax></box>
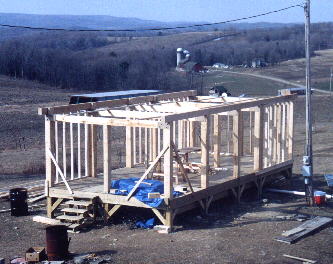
<box><xmin>0</xmin><ymin>13</ymin><xmax>292</xmax><ymax>31</ymax></box>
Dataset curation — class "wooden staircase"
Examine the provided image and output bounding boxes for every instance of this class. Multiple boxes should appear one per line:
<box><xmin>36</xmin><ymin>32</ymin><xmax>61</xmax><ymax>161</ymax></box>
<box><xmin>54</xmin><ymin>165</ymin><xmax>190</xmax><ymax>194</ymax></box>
<box><xmin>56</xmin><ymin>198</ymin><xmax>97</xmax><ymax>233</ymax></box>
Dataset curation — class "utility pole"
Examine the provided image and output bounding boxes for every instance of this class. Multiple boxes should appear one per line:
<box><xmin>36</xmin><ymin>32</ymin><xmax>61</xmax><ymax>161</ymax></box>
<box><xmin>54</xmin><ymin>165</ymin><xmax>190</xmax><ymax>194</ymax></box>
<box><xmin>330</xmin><ymin>67</ymin><xmax>333</xmax><ymax>93</ymax></box>
<box><xmin>303</xmin><ymin>0</ymin><xmax>314</xmax><ymax>206</ymax></box>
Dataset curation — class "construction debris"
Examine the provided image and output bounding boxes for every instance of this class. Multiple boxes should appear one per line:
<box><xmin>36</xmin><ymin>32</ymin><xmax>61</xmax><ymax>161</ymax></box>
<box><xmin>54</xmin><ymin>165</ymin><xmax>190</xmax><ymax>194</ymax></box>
<box><xmin>275</xmin><ymin>216</ymin><xmax>333</xmax><ymax>244</ymax></box>
<box><xmin>283</xmin><ymin>254</ymin><xmax>316</xmax><ymax>263</ymax></box>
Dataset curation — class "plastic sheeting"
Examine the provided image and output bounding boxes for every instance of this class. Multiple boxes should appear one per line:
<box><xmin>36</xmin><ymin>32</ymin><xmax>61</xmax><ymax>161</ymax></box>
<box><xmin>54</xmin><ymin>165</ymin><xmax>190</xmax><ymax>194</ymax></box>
<box><xmin>111</xmin><ymin>178</ymin><xmax>181</xmax><ymax>208</ymax></box>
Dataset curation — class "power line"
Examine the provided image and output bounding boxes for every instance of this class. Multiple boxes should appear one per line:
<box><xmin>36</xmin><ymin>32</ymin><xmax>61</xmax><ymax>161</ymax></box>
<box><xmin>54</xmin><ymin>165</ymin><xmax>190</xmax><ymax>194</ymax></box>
<box><xmin>0</xmin><ymin>4</ymin><xmax>303</xmax><ymax>32</ymax></box>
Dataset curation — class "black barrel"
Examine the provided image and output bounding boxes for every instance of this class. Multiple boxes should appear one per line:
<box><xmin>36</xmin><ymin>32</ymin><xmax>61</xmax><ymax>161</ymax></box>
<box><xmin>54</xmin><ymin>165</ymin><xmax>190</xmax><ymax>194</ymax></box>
<box><xmin>9</xmin><ymin>188</ymin><xmax>28</xmax><ymax>216</ymax></box>
<box><xmin>46</xmin><ymin>225</ymin><xmax>70</xmax><ymax>261</ymax></box>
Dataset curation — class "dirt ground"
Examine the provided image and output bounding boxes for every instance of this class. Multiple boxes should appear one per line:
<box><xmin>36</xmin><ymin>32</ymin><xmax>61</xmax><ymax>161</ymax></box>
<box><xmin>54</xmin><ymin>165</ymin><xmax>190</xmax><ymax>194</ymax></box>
<box><xmin>1</xmin><ymin>89</ymin><xmax>333</xmax><ymax>263</ymax></box>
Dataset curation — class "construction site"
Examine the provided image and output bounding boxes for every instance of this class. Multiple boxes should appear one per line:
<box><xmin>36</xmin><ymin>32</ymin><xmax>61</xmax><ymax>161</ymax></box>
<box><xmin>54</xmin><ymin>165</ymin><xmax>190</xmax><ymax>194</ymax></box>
<box><xmin>1</xmin><ymin>1</ymin><xmax>333</xmax><ymax>264</ymax></box>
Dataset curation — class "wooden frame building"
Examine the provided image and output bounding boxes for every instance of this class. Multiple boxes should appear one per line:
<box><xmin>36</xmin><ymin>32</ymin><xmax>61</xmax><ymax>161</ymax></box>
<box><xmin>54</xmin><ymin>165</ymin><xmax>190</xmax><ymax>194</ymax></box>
<box><xmin>38</xmin><ymin>90</ymin><xmax>296</xmax><ymax>231</ymax></box>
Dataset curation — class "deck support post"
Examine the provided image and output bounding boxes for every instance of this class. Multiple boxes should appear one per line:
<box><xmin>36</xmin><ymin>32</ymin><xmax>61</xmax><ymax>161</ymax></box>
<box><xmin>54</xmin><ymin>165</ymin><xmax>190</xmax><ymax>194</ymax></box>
<box><xmin>126</xmin><ymin>126</ymin><xmax>134</xmax><ymax>168</ymax></box>
<box><xmin>103</xmin><ymin>125</ymin><xmax>111</xmax><ymax>193</ymax></box>
<box><xmin>201</xmin><ymin>115</ymin><xmax>210</xmax><ymax>189</ymax></box>
<box><xmin>213</xmin><ymin>115</ymin><xmax>222</xmax><ymax>168</ymax></box>
<box><xmin>254</xmin><ymin>106</ymin><xmax>264</xmax><ymax>171</ymax></box>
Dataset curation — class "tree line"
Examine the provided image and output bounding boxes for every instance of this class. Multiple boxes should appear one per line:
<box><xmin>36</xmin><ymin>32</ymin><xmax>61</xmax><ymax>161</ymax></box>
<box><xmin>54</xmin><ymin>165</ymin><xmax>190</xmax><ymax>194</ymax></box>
<box><xmin>0</xmin><ymin>23</ymin><xmax>331</xmax><ymax>92</ymax></box>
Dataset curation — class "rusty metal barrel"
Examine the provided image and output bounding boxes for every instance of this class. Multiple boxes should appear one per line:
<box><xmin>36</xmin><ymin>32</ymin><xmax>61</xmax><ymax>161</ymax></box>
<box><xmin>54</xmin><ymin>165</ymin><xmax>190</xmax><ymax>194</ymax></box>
<box><xmin>46</xmin><ymin>225</ymin><xmax>70</xmax><ymax>260</ymax></box>
<box><xmin>9</xmin><ymin>188</ymin><xmax>28</xmax><ymax>216</ymax></box>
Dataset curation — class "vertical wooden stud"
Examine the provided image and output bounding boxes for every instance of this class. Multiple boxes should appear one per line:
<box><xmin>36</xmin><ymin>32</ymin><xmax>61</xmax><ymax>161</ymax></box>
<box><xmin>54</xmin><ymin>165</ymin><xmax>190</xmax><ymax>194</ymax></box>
<box><xmin>233</xmin><ymin>110</ymin><xmax>242</xmax><ymax>178</ymax></box>
<box><xmin>201</xmin><ymin>115</ymin><xmax>210</xmax><ymax>188</ymax></box>
<box><xmin>213</xmin><ymin>115</ymin><xmax>222</xmax><ymax>167</ymax></box>
<box><xmin>45</xmin><ymin>116</ymin><xmax>56</xmax><ymax>187</ymax></box>
<box><xmin>288</xmin><ymin>101</ymin><xmax>294</xmax><ymax>160</ymax></box>
<box><xmin>254</xmin><ymin>106</ymin><xmax>264</xmax><ymax>171</ymax></box>
<box><xmin>126</xmin><ymin>126</ymin><xmax>133</xmax><ymax>168</ymax></box>
<box><xmin>163</xmin><ymin>123</ymin><xmax>173</xmax><ymax>199</ymax></box>
<box><xmin>103</xmin><ymin>125</ymin><xmax>111</xmax><ymax>193</ymax></box>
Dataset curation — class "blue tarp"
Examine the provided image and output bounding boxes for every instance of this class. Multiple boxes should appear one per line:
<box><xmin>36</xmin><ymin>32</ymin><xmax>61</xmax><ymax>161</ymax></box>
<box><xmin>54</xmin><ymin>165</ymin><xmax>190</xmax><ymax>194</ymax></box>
<box><xmin>111</xmin><ymin>178</ymin><xmax>181</xmax><ymax>208</ymax></box>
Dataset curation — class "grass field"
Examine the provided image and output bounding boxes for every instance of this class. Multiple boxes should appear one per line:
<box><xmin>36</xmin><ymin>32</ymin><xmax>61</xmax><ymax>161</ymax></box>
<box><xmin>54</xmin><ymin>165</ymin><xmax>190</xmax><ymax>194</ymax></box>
<box><xmin>245</xmin><ymin>49</ymin><xmax>333</xmax><ymax>91</ymax></box>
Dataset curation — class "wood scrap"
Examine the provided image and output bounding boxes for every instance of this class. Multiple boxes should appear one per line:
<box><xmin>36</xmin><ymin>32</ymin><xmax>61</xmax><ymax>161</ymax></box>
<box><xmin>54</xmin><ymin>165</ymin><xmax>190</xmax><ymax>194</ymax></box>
<box><xmin>32</xmin><ymin>216</ymin><xmax>64</xmax><ymax>225</ymax></box>
<box><xmin>148</xmin><ymin>192</ymin><xmax>161</xmax><ymax>199</ymax></box>
<box><xmin>275</xmin><ymin>216</ymin><xmax>333</xmax><ymax>244</ymax></box>
<box><xmin>28</xmin><ymin>194</ymin><xmax>46</xmax><ymax>203</ymax></box>
<box><xmin>283</xmin><ymin>254</ymin><xmax>316</xmax><ymax>263</ymax></box>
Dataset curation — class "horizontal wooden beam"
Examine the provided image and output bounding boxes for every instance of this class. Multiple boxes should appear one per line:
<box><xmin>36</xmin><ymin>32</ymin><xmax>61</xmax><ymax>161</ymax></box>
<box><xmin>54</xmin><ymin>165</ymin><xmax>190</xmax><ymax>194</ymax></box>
<box><xmin>38</xmin><ymin>90</ymin><xmax>197</xmax><ymax>115</ymax></box>
<box><xmin>161</xmin><ymin>95</ymin><xmax>297</xmax><ymax>123</ymax></box>
<box><xmin>54</xmin><ymin>115</ymin><xmax>160</xmax><ymax>128</ymax></box>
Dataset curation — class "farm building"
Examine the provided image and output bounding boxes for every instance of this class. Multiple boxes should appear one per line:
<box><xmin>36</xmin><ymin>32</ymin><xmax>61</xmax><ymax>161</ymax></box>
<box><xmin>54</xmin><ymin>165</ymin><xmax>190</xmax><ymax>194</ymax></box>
<box><xmin>38</xmin><ymin>90</ymin><xmax>295</xmax><ymax>232</ymax></box>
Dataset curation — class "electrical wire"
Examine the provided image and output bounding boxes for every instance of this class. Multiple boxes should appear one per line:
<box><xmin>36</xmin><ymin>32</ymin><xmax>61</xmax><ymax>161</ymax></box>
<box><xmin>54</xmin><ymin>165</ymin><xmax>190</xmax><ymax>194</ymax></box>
<box><xmin>0</xmin><ymin>4</ymin><xmax>303</xmax><ymax>32</ymax></box>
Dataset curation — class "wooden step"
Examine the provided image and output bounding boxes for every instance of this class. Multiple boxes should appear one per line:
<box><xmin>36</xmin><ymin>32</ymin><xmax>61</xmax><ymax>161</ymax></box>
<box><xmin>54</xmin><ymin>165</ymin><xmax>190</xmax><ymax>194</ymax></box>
<box><xmin>65</xmin><ymin>200</ymin><xmax>92</xmax><ymax>207</ymax></box>
<box><xmin>61</xmin><ymin>208</ymin><xmax>88</xmax><ymax>214</ymax></box>
<box><xmin>56</xmin><ymin>214</ymin><xmax>84</xmax><ymax>222</ymax></box>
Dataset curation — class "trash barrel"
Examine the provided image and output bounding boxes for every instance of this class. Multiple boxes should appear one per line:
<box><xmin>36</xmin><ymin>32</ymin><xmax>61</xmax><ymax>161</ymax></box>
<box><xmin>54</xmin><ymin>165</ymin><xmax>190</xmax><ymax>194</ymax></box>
<box><xmin>9</xmin><ymin>188</ymin><xmax>29</xmax><ymax>216</ymax></box>
<box><xmin>46</xmin><ymin>225</ymin><xmax>70</xmax><ymax>261</ymax></box>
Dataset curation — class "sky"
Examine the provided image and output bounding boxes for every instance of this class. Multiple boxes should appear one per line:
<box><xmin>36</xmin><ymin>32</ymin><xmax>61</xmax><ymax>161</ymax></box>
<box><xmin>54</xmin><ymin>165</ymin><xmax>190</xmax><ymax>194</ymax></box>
<box><xmin>0</xmin><ymin>0</ymin><xmax>331</xmax><ymax>23</ymax></box>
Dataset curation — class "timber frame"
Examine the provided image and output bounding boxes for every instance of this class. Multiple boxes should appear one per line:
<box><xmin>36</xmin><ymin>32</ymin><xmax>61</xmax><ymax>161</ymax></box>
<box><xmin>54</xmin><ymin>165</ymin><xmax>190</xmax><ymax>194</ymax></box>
<box><xmin>38</xmin><ymin>90</ymin><xmax>296</xmax><ymax>231</ymax></box>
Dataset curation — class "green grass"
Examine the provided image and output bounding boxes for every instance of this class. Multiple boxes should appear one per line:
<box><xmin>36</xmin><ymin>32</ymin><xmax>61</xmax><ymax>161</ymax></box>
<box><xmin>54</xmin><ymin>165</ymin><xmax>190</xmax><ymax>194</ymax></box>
<box><xmin>204</xmin><ymin>71</ymin><xmax>289</xmax><ymax>96</ymax></box>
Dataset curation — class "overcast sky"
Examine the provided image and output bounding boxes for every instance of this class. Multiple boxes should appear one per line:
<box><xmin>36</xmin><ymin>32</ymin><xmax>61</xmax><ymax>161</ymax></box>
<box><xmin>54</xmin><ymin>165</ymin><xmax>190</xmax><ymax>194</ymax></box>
<box><xmin>0</xmin><ymin>0</ymin><xmax>331</xmax><ymax>23</ymax></box>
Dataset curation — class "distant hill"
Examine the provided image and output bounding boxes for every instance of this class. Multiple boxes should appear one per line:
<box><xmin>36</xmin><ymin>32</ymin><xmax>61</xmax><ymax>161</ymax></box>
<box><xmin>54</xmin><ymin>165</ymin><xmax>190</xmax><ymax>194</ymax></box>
<box><xmin>0</xmin><ymin>12</ymin><xmax>296</xmax><ymax>32</ymax></box>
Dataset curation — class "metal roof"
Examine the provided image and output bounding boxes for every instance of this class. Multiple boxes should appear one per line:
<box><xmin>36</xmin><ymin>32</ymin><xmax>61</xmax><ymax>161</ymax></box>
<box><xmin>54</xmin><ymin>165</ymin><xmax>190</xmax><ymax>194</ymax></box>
<box><xmin>71</xmin><ymin>90</ymin><xmax>162</xmax><ymax>98</ymax></box>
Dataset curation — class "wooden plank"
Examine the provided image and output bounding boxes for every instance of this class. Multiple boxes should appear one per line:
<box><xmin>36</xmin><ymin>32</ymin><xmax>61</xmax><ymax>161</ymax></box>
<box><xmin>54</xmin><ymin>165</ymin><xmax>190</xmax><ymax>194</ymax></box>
<box><xmin>133</xmin><ymin>126</ymin><xmax>137</xmax><ymax>164</ymax></box>
<box><xmin>254</xmin><ymin>106</ymin><xmax>264</xmax><ymax>171</ymax></box>
<box><xmin>54</xmin><ymin>115</ymin><xmax>159</xmax><ymax>128</ymax></box>
<box><xmin>46</xmin><ymin>148</ymin><xmax>73</xmax><ymax>194</ymax></box>
<box><xmin>55</xmin><ymin>121</ymin><xmax>59</xmax><ymax>183</ymax></box>
<box><xmin>201</xmin><ymin>115</ymin><xmax>210</xmax><ymax>188</ymax></box>
<box><xmin>288</xmin><ymin>101</ymin><xmax>294</xmax><ymax>159</ymax></box>
<box><xmin>281</xmin><ymin>103</ymin><xmax>286</xmax><ymax>162</ymax></box>
<box><xmin>90</xmin><ymin>125</ymin><xmax>97</xmax><ymax>178</ymax></box>
<box><xmin>39</xmin><ymin>90</ymin><xmax>197</xmax><ymax>116</ymax></box>
<box><xmin>233</xmin><ymin>110</ymin><xmax>242</xmax><ymax>178</ymax></box>
<box><xmin>268</xmin><ymin>106</ymin><xmax>273</xmax><ymax>167</ymax></box>
<box><xmin>70</xmin><ymin>123</ymin><xmax>74</xmax><ymax>180</ymax></box>
<box><xmin>283</xmin><ymin>255</ymin><xmax>316</xmax><ymax>263</ymax></box>
<box><xmin>126</xmin><ymin>144</ymin><xmax>170</xmax><ymax>200</ymax></box>
<box><xmin>139</xmin><ymin>128</ymin><xmax>142</xmax><ymax>163</ymax></box>
<box><xmin>163</xmin><ymin>124</ymin><xmax>173</xmax><ymax>199</ymax></box>
<box><xmin>162</xmin><ymin>95</ymin><xmax>297</xmax><ymax>123</ymax></box>
<box><xmin>275</xmin><ymin>216</ymin><xmax>333</xmax><ymax>244</ymax></box>
<box><xmin>33</xmin><ymin>216</ymin><xmax>63</xmax><ymax>225</ymax></box>
<box><xmin>213</xmin><ymin>115</ymin><xmax>222</xmax><ymax>167</ymax></box>
<box><xmin>276</xmin><ymin>104</ymin><xmax>282</xmax><ymax>163</ymax></box>
<box><xmin>77</xmin><ymin>122</ymin><xmax>81</xmax><ymax>178</ymax></box>
<box><xmin>62</xmin><ymin>122</ymin><xmax>67</xmax><ymax>179</ymax></box>
<box><xmin>152</xmin><ymin>208</ymin><xmax>166</xmax><ymax>225</ymax></box>
<box><xmin>126</xmin><ymin>126</ymin><xmax>133</xmax><ymax>168</ymax></box>
<box><xmin>85</xmin><ymin>122</ymin><xmax>92</xmax><ymax>177</ymax></box>
<box><xmin>103</xmin><ymin>125</ymin><xmax>112</xmax><ymax>193</ymax></box>
<box><xmin>45</xmin><ymin>117</ymin><xmax>56</xmax><ymax>187</ymax></box>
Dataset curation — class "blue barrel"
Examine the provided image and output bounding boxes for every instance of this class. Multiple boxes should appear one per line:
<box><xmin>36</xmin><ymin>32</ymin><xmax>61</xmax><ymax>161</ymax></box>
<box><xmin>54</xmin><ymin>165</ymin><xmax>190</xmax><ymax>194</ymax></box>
<box><xmin>9</xmin><ymin>188</ymin><xmax>28</xmax><ymax>216</ymax></box>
